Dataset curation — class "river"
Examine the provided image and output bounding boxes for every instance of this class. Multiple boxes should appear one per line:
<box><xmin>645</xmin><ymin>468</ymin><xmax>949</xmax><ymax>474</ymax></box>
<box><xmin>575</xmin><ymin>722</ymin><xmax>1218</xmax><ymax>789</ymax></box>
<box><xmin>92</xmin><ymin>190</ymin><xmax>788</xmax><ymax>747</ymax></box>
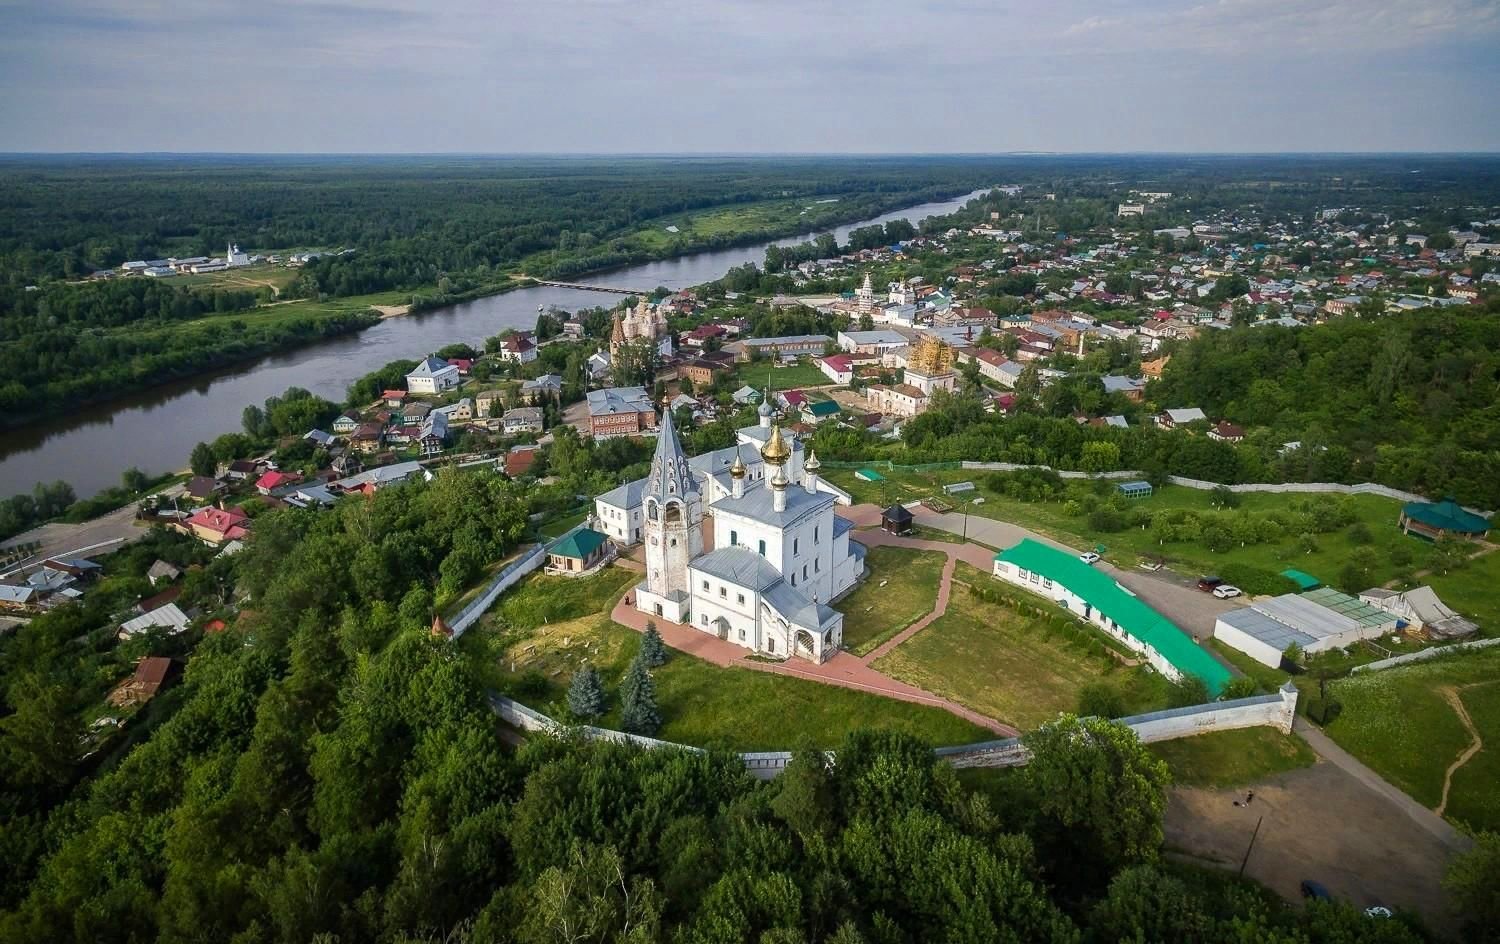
<box><xmin>0</xmin><ymin>190</ymin><xmax>985</xmax><ymax>499</ymax></box>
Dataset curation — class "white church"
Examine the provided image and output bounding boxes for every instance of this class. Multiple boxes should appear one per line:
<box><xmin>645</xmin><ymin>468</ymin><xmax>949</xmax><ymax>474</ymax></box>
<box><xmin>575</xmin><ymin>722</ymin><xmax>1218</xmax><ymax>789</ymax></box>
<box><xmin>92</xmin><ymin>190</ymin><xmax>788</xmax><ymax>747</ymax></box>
<box><xmin>597</xmin><ymin>403</ymin><xmax>865</xmax><ymax>663</ymax></box>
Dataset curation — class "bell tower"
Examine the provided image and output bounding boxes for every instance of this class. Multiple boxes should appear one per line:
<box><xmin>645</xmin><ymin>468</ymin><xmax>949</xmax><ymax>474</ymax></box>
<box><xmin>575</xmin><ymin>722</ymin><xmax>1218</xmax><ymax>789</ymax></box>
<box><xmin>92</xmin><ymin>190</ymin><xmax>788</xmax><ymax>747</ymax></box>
<box><xmin>641</xmin><ymin>409</ymin><xmax>701</xmax><ymax>619</ymax></box>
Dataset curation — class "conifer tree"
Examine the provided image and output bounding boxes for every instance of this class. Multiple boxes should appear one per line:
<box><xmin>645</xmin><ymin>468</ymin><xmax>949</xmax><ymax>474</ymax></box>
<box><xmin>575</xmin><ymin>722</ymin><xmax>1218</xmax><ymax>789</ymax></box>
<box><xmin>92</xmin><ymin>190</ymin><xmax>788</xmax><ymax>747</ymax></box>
<box><xmin>641</xmin><ymin>621</ymin><xmax>667</xmax><ymax>668</ymax></box>
<box><xmin>619</xmin><ymin>654</ymin><xmax>661</xmax><ymax>736</ymax></box>
<box><xmin>566</xmin><ymin>664</ymin><xmax>605</xmax><ymax>721</ymax></box>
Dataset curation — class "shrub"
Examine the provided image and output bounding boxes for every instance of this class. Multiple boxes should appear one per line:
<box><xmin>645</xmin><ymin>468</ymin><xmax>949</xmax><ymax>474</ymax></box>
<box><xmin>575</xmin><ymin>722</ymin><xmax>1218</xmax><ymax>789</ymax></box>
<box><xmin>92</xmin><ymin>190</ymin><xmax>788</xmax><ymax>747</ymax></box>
<box><xmin>1218</xmin><ymin>564</ymin><xmax>1299</xmax><ymax>597</ymax></box>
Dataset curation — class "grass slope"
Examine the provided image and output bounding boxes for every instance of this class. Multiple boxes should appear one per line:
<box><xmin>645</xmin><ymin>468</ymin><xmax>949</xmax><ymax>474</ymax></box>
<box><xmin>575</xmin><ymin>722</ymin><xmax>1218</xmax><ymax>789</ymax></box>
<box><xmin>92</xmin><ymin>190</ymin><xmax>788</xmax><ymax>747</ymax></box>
<box><xmin>460</xmin><ymin>567</ymin><xmax>991</xmax><ymax>750</ymax></box>
<box><xmin>1150</xmin><ymin>728</ymin><xmax>1316</xmax><ymax>788</ymax></box>
<box><xmin>1323</xmin><ymin>646</ymin><xmax>1500</xmax><ymax>827</ymax></box>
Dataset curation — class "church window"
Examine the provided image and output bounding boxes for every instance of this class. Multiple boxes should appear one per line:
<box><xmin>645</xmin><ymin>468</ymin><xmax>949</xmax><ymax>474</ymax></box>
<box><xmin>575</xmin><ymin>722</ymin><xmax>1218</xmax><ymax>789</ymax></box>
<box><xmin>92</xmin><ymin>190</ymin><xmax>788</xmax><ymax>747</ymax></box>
<box><xmin>702</xmin><ymin>580</ymin><xmax>709</xmax><ymax>591</ymax></box>
<box><xmin>802</xmin><ymin>565</ymin><xmax>808</xmax><ymax>580</ymax></box>
<box><xmin>670</xmin><ymin>538</ymin><xmax>677</xmax><ymax>547</ymax></box>
<box><xmin>791</xmin><ymin>574</ymin><xmax>796</xmax><ymax>586</ymax></box>
<box><xmin>720</xmin><ymin>586</ymin><xmax>727</xmax><ymax>598</ymax></box>
<box><xmin>793</xmin><ymin>538</ymin><xmax>799</xmax><ymax>554</ymax></box>
<box><xmin>814</xmin><ymin>559</ymin><xmax>820</xmax><ymax>572</ymax></box>
<box><xmin>737</xmin><ymin>593</ymin><xmax>745</xmax><ymax>604</ymax></box>
<box><xmin>730</xmin><ymin>530</ymin><xmax>738</xmax><ymax>545</ymax></box>
<box><xmin>767</xmin><ymin>639</ymin><xmax>775</xmax><ymax>653</ymax></box>
<box><xmin>814</xmin><ymin>526</ymin><xmax>819</xmax><ymax>544</ymax></box>
<box><xmin>739</xmin><ymin>629</ymin><xmax>746</xmax><ymax>641</ymax></box>
<box><xmin>758</xmin><ymin>539</ymin><xmax>766</xmax><ymax>556</ymax></box>
<box><xmin>701</xmin><ymin>614</ymin><xmax>708</xmax><ymax>625</ymax></box>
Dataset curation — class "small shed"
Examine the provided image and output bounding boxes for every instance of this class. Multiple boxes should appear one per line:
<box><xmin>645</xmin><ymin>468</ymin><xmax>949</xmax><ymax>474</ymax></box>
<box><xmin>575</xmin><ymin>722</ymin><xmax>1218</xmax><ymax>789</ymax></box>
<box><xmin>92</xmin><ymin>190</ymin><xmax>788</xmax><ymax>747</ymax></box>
<box><xmin>856</xmin><ymin>468</ymin><xmax>885</xmax><ymax>483</ymax></box>
<box><xmin>1280</xmin><ymin>569</ymin><xmax>1321</xmax><ymax>591</ymax></box>
<box><xmin>882</xmin><ymin>504</ymin><xmax>914</xmax><ymax>535</ymax></box>
<box><xmin>1116</xmin><ymin>481</ymin><xmax>1153</xmax><ymax>500</ymax></box>
<box><xmin>548</xmin><ymin>528</ymin><xmax>609</xmax><ymax>574</ymax></box>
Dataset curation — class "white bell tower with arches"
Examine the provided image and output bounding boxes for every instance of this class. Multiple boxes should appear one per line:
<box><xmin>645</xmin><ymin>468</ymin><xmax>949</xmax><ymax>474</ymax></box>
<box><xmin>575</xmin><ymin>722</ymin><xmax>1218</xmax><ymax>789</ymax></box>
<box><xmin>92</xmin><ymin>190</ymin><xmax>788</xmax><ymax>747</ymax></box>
<box><xmin>635</xmin><ymin>409</ymin><xmax>701</xmax><ymax>623</ymax></box>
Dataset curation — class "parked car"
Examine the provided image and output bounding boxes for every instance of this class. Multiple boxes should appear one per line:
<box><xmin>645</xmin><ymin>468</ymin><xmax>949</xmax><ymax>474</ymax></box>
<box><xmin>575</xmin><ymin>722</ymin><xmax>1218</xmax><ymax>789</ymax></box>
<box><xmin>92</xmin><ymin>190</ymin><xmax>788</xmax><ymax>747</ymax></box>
<box><xmin>1364</xmin><ymin>906</ymin><xmax>1393</xmax><ymax>919</ymax></box>
<box><xmin>1300</xmin><ymin>880</ymin><xmax>1332</xmax><ymax>901</ymax></box>
<box><xmin>1197</xmin><ymin>575</ymin><xmax>1224</xmax><ymax>591</ymax></box>
<box><xmin>1079</xmin><ymin>552</ymin><xmax>1101</xmax><ymax>565</ymax></box>
<box><xmin>1213</xmin><ymin>584</ymin><xmax>1243</xmax><ymax>599</ymax></box>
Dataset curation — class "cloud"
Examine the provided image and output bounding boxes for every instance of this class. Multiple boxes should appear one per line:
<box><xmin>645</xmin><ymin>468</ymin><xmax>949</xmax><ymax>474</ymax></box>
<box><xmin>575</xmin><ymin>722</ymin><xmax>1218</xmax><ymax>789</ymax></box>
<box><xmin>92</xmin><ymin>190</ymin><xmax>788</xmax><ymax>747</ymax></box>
<box><xmin>0</xmin><ymin>0</ymin><xmax>1496</xmax><ymax>151</ymax></box>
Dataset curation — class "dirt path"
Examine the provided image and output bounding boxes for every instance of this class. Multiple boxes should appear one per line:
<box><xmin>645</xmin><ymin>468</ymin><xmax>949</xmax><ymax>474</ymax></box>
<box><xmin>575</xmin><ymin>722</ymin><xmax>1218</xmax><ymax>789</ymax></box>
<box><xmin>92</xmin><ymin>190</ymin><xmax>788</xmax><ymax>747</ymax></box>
<box><xmin>1436</xmin><ymin>683</ymin><xmax>1488</xmax><ymax>817</ymax></box>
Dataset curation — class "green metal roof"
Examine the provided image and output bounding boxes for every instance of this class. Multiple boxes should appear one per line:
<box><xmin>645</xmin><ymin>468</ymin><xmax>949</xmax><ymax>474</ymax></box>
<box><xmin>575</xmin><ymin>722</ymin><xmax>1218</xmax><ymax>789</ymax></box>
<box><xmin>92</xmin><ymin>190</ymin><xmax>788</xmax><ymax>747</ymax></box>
<box><xmin>1280</xmin><ymin>569</ymin><xmax>1321</xmax><ymax>590</ymax></box>
<box><xmin>1401</xmin><ymin>498</ymin><xmax>1490</xmax><ymax>534</ymax></box>
<box><xmin>807</xmin><ymin>400</ymin><xmax>841</xmax><ymax>417</ymax></box>
<box><xmin>856</xmin><ymin>468</ymin><xmax>885</xmax><ymax>481</ymax></box>
<box><xmin>993</xmin><ymin>539</ymin><xmax>1232</xmax><ymax>694</ymax></box>
<box><xmin>549</xmin><ymin>528</ymin><xmax>607</xmax><ymax>559</ymax></box>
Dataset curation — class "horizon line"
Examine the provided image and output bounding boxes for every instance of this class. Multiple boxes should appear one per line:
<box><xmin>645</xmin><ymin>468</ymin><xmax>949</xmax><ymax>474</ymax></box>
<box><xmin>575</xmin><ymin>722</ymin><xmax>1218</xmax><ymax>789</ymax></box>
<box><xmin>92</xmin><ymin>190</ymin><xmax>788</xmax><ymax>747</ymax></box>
<box><xmin>3</xmin><ymin>150</ymin><xmax>1500</xmax><ymax>159</ymax></box>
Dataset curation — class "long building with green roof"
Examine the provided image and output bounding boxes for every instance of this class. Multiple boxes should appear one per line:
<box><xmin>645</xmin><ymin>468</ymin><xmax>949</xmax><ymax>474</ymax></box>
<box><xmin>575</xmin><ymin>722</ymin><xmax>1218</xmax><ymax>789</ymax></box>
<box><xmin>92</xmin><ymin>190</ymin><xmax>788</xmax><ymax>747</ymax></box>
<box><xmin>992</xmin><ymin>539</ymin><xmax>1232</xmax><ymax>695</ymax></box>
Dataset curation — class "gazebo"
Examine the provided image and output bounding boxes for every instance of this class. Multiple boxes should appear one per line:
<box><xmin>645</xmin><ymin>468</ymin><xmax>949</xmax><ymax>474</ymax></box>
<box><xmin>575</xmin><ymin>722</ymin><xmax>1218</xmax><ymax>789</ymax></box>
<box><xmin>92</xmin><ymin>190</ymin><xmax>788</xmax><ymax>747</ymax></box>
<box><xmin>882</xmin><ymin>503</ymin><xmax>914</xmax><ymax>535</ymax></box>
<box><xmin>1398</xmin><ymin>498</ymin><xmax>1491</xmax><ymax>542</ymax></box>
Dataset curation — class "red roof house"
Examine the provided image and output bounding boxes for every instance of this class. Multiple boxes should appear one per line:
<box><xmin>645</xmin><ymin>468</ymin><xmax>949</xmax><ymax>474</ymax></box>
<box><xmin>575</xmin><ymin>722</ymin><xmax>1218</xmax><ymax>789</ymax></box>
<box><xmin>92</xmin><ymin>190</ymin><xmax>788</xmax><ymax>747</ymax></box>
<box><xmin>182</xmin><ymin>506</ymin><xmax>251</xmax><ymax>545</ymax></box>
<box><xmin>255</xmin><ymin>470</ymin><xmax>302</xmax><ymax>495</ymax></box>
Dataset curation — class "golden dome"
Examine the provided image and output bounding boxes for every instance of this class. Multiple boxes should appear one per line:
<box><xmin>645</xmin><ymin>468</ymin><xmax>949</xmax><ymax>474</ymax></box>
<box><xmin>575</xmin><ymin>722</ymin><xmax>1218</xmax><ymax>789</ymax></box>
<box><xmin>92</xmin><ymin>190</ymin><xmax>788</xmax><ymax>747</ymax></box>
<box><xmin>729</xmin><ymin>453</ymin><xmax>747</xmax><ymax>479</ymax></box>
<box><xmin>761</xmin><ymin>423</ymin><xmax>791</xmax><ymax>466</ymax></box>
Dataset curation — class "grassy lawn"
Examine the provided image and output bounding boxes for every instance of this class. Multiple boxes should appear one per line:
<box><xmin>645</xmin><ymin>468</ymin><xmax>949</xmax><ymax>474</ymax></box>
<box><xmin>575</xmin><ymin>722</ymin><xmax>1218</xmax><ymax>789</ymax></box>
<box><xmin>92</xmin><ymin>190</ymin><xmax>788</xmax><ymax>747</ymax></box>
<box><xmin>733</xmin><ymin>360</ymin><xmax>832</xmax><ymax>392</ymax></box>
<box><xmin>1149</xmin><ymin>727</ymin><xmax>1316</xmax><ymax>788</ymax></box>
<box><xmin>873</xmin><ymin>563</ymin><xmax>1173</xmax><ymax>730</ymax></box>
<box><xmin>838</xmin><ymin>546</ymin><xmax>947</xmax><ymax>655</ymax></box>
<box><xmin>173</xmin><ymin>265</ymin><xmax>300</xmax><ymax>293</ymax></box>
<box><xmin>1422</xmin><ymin>548</ymin><xmax>1500</xmax><ymax>634</ymax></box>
<box><xmin>824</xmin><ymin>471</ymin><xmax>1421</xmax><ymax>590</ymax></box>
<box><xmin>459</xmin><ymin>565</ymin><xmax>992</xmax><ymax>750</ymax></box>
<box><xmin>537</xmin><ymin>509</ymin><xmax>591</xmax><ymax>540</ymax></box>
<box><xmin>1322</xmin><ymin>646</ymin><xmax>1500</xmax><ymax>826</ymax></box>
<box><xmin>1445</xmin><ymin>680</ymin><xmax>1500</xmax><ymax>832</ymax></box>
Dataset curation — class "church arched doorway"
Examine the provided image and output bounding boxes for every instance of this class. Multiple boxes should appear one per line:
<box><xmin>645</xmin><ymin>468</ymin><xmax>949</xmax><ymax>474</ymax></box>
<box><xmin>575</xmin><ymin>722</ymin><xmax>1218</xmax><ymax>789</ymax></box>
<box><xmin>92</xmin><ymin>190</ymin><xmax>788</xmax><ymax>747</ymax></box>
<box><xmin>794</xmin><ymin>629</ymin><xmax>816</xmax><ymax>659</ymax></box>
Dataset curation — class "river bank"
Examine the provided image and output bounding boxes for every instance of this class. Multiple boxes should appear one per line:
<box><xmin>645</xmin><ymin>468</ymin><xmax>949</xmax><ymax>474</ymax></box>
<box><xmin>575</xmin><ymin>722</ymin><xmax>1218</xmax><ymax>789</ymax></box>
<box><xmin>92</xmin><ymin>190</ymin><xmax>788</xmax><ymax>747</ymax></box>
<box><xmin>0</xmin><ymin>188</ymin><xmax>987</xmax><ymax>500</ymax></box>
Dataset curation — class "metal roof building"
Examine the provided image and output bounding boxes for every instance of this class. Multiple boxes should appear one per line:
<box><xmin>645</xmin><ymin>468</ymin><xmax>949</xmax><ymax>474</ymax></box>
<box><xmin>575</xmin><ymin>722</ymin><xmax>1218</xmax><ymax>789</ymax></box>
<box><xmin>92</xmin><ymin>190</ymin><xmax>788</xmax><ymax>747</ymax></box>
<box><xmin>992</xmin><ymin>539</ymin><xmax>1231</xmax><ymax>694</ymax></box>
<box><xmin>1213</xmin><ymin>591</ymin><xmax>1398</xmax><ymax>668</ymax></box>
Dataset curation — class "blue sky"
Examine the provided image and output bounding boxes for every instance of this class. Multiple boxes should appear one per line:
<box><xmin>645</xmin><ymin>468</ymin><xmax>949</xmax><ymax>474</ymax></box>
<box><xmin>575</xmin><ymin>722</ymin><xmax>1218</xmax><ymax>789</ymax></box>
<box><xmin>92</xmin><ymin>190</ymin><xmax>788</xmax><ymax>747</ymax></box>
<box><xmin>2</xmin><ymin>0</ymin><xmax>1497</xmax><ymax>152</ymax></box>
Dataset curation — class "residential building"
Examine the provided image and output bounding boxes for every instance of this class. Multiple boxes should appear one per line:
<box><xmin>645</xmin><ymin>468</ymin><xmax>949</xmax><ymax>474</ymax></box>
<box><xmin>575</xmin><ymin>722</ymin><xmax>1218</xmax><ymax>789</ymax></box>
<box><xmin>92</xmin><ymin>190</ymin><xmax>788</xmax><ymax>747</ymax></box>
<box><xmin>405</xmin><ymin>356</ymin><xmax>461</xmax><ymax>395</ymax></box>
<box><xmin>1157</xmin><ymin>407</ymin><xmax>1207</xmax><ymax>429</ymax></box>
<box><xmin>587</xmin><ymin>387</ymin><xmax>657</xmax><ymax>439</ymax></box>
<box><xmin>179</xmin><ymin>506</ymin><xmax>251</xmax><ymax>545</ymax></box>
<box><xmin>502</xmin><ymin>407</ymin><xmax>545</xmax><ymax>434</ymax></box>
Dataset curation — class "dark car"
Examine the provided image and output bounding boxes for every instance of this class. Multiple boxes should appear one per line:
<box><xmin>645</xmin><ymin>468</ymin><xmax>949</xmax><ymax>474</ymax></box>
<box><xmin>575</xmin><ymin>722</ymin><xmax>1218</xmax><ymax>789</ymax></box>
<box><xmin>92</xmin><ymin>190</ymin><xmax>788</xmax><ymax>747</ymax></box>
<box><xmin>1197</xmin><ymin>575</ymin><xmax>1224</xmax><ymax>592</ymax></box>
<box><xmin>1300</xmin><ymin>880</ymin><xmax>1332</xmax><ymax>901</ymax></box>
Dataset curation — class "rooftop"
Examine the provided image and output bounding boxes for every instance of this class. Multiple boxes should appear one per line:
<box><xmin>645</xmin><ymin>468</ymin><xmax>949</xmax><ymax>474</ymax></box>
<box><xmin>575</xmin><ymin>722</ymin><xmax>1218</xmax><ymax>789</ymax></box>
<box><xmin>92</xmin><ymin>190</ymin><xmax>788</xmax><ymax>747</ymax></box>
<box><xmin>994</xmin><ymin>539</ymin><xmax>1231</xmax><ymax>693</ymax></box>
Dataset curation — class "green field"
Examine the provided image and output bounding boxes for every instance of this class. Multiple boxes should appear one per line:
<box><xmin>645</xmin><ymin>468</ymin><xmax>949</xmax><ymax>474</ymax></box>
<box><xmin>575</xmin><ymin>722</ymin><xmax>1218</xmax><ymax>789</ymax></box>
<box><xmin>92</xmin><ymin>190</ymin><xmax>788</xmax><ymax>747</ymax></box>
<box><xmin>1323</xmin><ymin>646</ymin><xmax>1500</xmax><ymax>829</ymax></box>
<box><xmin>873</xmin><ymin>563</ymin><xmax>1172</xmax><ymax>730</ymax></box>
<box><xmin>824</xmin><ymin>471</ymin><xmax>1425</xmax><ymax>591</ymax></box>
<box><xmin>1149</xmin><ymin>727</ymin><xmax>1316</xmax><ymax>788</ymax></box>
<box><xmin>631</xmin><ymin>198</ymin><xmax>821</xmax><ymax>250</ymax></box>
<box><xmin>537</xmin><ymin>509</ymin><xmax>591</xmax><ymax>540</ymax></box>
<box><xmin>1423</xmin><ymin>548</ymin><xmax>1500</xmax><ymax>635</ymax></box>
<box><xmin>1444</xmin><ymin>680</ymin><xmax>1500</xmax><ymax>831</ymax></box>
<box><xmin>733</xmin><ymin>360</ymin><xmax>832</xmax><ymax>392</ymax></box>
<box><xmin>171</xmin><ymin>264</ymin><xmax>300</xmax><ymax>293</ymax></box>
<box><xmin>459</xmin><ymin>566</ymin><xmax>992</xmax><ymax>750</ymax></box>
<box><xmin>838</xmin><ymin>546</ymin><xmax>947</xmax><ymax>654</ymax></box>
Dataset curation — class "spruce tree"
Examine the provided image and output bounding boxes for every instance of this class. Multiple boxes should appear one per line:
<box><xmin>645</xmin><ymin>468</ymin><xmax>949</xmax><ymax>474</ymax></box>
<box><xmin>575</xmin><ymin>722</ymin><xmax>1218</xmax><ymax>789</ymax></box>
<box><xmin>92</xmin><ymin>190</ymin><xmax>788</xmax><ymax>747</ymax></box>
<box><xmin>619</xmin><ymin>654</ymin><xmax>661</xmax><ymax>736</ymax></box>
<box><xmin>566</xmin><ymin>664</ymin><xmax>605</xmax><ymax>721</ymax></box>
<box><xmin>641</xmin><ymin>622</ymin><xmax>668</xmax><ymax>668</ymax></box>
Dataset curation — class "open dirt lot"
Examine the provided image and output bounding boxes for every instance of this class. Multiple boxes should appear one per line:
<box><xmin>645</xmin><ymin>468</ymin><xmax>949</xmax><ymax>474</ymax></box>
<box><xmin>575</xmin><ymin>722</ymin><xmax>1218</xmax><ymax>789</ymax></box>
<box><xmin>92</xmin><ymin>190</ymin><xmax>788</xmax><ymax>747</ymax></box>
<box><xmin>1166</xmin><ymin>760</ymin><xmax>1464</xmax><ymax>937</ymax></box>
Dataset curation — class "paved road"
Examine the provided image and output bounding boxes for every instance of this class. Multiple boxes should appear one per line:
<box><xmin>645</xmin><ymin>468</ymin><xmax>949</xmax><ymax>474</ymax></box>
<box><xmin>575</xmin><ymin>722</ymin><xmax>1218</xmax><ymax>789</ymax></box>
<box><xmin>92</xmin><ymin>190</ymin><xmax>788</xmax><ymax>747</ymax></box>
<box><xmin>1293</xmin><ymin>717</ymin><xmax>1471</xmax><ymax>853</ymax></box>
<box><xmin>910</xmin><ymin>506</ymin><xmax>1239</xmax><ymax>641</ymax></box>
<box><xmin>0</xmin><ymin>483</ymin><xmax>185</xmax><ymax>574</ymax></box>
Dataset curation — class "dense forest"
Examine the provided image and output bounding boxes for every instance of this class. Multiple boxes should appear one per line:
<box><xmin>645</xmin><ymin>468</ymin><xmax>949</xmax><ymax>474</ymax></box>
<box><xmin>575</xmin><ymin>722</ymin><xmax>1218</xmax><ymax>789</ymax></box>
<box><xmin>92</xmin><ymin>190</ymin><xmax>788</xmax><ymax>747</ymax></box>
<box><xmin>5</xmin><ymin>470</ymin><xmax>1488</xmax><ymax>943</ymax></box>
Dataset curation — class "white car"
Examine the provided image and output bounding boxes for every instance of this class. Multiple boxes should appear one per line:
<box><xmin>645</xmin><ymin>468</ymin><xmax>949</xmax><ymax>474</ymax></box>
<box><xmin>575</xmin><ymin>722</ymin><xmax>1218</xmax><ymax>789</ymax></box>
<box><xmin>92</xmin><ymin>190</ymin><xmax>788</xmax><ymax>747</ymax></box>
<box><xmin>1079</xmin><ymin>552</ymin><xmax>1101</xmax><ymax>565</ymax></box>
<box><xmin>1213</xmin><ymin>584</ymin><xmax>1243</xmax><ymax>599</ymax></box>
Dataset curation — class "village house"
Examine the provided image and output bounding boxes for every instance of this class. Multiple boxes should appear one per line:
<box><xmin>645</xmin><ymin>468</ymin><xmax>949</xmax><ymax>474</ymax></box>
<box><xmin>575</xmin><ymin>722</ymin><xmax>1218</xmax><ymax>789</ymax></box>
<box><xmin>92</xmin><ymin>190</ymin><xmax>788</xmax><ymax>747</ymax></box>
<box><xmin>520</xmin><ymin>374</ymin><xmax>564</xmax><ymax>404</ymax></box>
<box><xmin>1207</xmin><ymin>420</ymin><xmax>1246</xmax><ymax>443</ymax></box>
<box><xmin>179</xmin><ymin>506</ymin><xmax>251</xmax><ymax>545</ymax></box>
<box><xmin>1156</xmin><ymin>408</ymin><xmax>1208</xmax><ymax>429</ymax></box>
<box><xmin>497</xmin><ymin>333</ymin><xmax>537</xmax><ymax>364</ymax></box>
<box><xmin>502</xmin><ymin>407</ymin><xmax>545</xmax><ymax>435</ymax></box>
<box><xmin>817</xmin><ymin>354</ymin><xmax>854</xmax><ymax>384</ymax></box>
<box><xmin>108</xmin><ymin>657</ymin><xmax>177</xmax><ymax>708</ymax></box>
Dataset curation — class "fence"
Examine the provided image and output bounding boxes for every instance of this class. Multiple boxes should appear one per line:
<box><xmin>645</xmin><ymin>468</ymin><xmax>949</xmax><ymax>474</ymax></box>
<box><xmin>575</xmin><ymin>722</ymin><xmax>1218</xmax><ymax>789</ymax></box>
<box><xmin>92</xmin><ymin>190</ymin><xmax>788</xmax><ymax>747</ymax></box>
<box><xmin>1349</xmin><ymin>637</ymin><xmax>1500</xmax><ymax>674</ymax></box>
<box><xmin>487</xmin><ymin>682</ymin><xmax>1299</xmax><ymax>779</ymax></box>
<box><xmin>448</xmin><ymin>523</ymin><xmax>591</xmax><ymax>638</ymax></box>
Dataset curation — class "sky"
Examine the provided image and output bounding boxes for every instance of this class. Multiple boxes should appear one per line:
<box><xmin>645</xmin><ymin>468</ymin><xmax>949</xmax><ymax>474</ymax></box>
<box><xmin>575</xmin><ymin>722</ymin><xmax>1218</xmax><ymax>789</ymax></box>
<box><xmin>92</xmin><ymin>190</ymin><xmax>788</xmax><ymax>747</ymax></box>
<box><xmin>2</xmin><ymin>0</ymin><xmax>1498</xmax><ymax>153</ymax></box>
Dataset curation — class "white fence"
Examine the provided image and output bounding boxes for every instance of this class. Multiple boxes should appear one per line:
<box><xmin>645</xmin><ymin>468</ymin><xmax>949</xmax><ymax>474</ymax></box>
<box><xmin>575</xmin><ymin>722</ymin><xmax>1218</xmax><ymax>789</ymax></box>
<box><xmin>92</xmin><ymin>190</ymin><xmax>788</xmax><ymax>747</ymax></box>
<box><xmin>959</xmin><ymin>462</ymin><xmax>1490</xmax><ymax>517</ymax></box>
<box><xmin>1350</xmin><ymin>637</ymin><xmax>1500</xmax><ymax>674</ymax></box>
<box><xmin>488</xmin><ymin>682</ymin><xmax>1299</xmax><ymax>779</ymax></box>
<box><xmin>448</xmin><ymin>524</ymin><xmax>592</xmax><ymax>638</ymax></box>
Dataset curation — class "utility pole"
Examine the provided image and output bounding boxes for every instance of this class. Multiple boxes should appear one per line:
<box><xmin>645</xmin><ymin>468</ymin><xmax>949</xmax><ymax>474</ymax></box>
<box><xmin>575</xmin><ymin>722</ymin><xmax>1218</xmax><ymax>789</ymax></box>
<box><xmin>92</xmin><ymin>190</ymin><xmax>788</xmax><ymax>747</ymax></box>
<box><xmin>1238</xmin><ymin>815</ymin><xmax>1264</xmax><ymax>878</ymax></box>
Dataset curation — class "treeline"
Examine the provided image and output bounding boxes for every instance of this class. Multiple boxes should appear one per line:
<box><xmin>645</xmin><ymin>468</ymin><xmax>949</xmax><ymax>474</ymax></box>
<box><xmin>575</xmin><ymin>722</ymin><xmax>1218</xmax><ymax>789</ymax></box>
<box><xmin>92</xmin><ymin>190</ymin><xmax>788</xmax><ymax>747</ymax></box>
<box><xmin>1151</xmin><ymin>305</ymin><xmax>1500</xmax><ymax>507</ymax></box>
<box><xmin>762</xmin><ymin>217</ymin><xmax>920</xmax><ymax>274</ymax></box>
<box><xmin>0</xmin><ymin>309</ymin><xmax>378</xmax><ymax>429</ymax></box>
<box><xmin>4</xmin><ymin>464</ymin><xmax>1480</xmax><ymax>940</ymax></box>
